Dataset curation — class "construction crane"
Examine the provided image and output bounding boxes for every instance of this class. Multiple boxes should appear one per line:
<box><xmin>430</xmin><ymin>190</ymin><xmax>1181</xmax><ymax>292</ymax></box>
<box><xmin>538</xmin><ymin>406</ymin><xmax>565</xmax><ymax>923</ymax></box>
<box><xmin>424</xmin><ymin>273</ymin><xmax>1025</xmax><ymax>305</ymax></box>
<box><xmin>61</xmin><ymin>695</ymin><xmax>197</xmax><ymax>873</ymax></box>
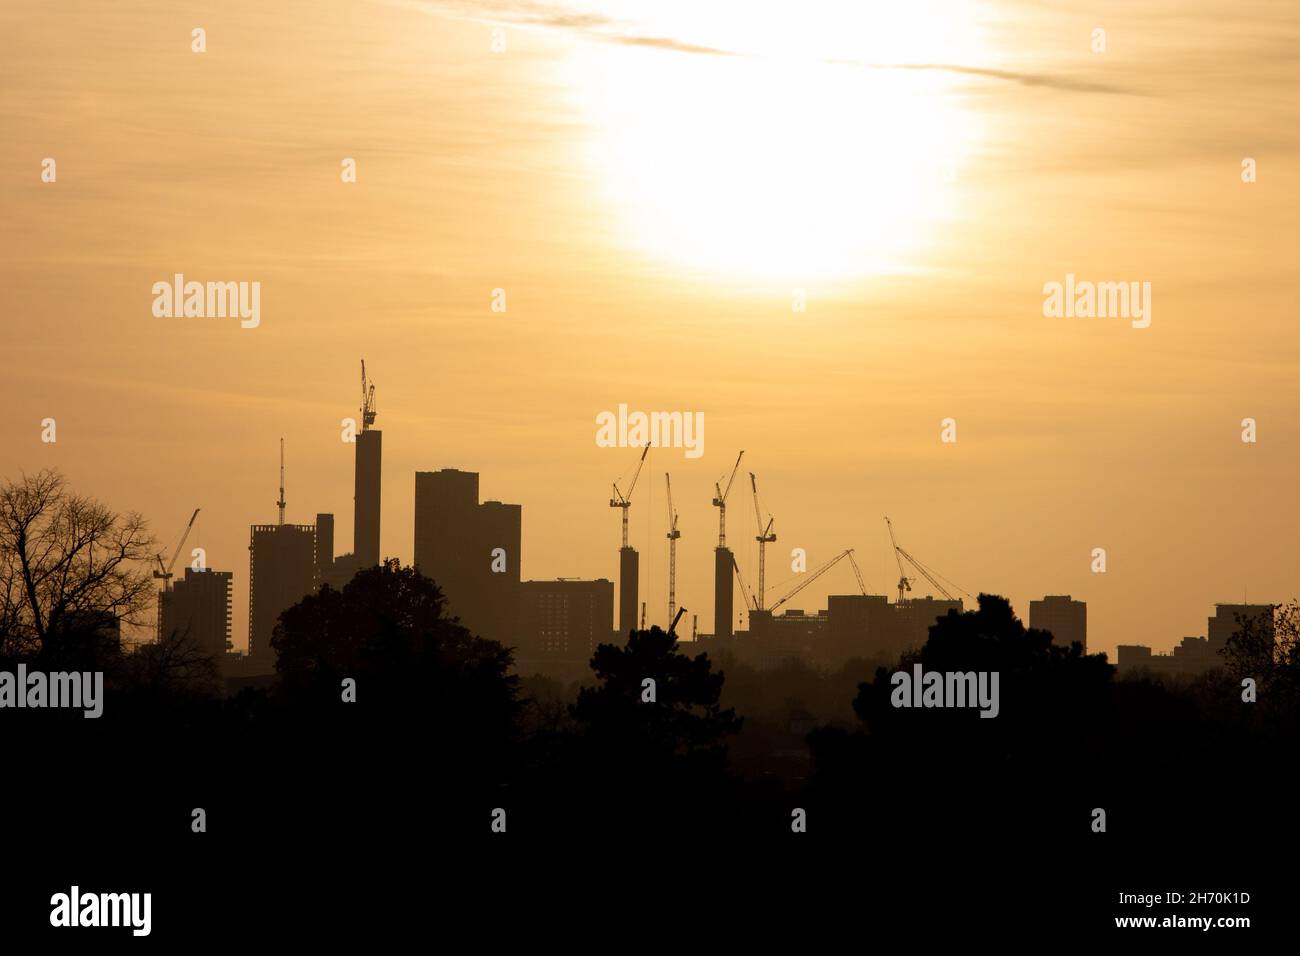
<box><xmin>669</xmin><ymin>606</ymin><xmax>687</xmax><ymax>637</ymax></box>
<box><xmin>731</xmin><ymin>552</ymin><xmax>755</xmax><ymax>616</ymax></box>
<box><xmin>665</xmin><ymin>473</ymin><xmax>681</xmax><ymax>623</ymax></box>
<box><xmin>276</xmin><ymin>438</ymin><xmax>287</xmax><ymax>525</ymax></box>
<box><xmin>884</xmin><ymin>516</ymin><xmax>970</xmax><ymax>603</ymax></box>
<box><xmin>609</xmin><ymin>444</ymin><xmax>649</xmax><ymax>548</ymax></box>
<box><xmin>769</xmin><ymin>548</ymin><xmax>867</xmax><ymax>614</ymax></box>
<box><xmin>712</xmin><ymin>450</ymin><xmax>745</xmax><ymax>548</ymax></box>
<box><xmin>885</xmin><ymin>516</ymin><xmax>912</xmax><ymax>604</ymax></box>
<box><xmin>153</xmin><ymin>508</ymin><xmax>200</xmax><ymax>592</ymax></box>
<box><xmin>360</xmin><ymin>360</ymin><xmax>377</xmax><ymax>431</ymax></box>
<box><xmin>749</xmin><ymin>472</ymin><xmax>776</xmax><ymax>611</ymax></box>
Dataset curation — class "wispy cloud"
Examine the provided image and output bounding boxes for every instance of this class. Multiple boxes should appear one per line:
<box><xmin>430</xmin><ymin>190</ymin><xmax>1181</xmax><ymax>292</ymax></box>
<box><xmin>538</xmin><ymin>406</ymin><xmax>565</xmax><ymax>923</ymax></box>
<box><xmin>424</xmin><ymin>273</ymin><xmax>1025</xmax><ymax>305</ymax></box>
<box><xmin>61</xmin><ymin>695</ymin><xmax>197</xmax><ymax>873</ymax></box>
<box><xmin>408</xmin><ymin>0</ymin><xmax>1133</xmax><ymax>91</ymax></box>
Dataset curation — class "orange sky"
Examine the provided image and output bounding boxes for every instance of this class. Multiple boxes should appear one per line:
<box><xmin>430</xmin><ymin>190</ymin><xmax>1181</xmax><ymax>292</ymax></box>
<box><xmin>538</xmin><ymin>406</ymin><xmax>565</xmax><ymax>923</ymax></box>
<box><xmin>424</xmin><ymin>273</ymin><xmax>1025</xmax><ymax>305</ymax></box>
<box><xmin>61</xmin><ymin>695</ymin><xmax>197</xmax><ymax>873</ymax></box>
<box><xmin>2</xmin><ymin>0</ymin><xmax>1298</xmax><ymax>658</ymax></box>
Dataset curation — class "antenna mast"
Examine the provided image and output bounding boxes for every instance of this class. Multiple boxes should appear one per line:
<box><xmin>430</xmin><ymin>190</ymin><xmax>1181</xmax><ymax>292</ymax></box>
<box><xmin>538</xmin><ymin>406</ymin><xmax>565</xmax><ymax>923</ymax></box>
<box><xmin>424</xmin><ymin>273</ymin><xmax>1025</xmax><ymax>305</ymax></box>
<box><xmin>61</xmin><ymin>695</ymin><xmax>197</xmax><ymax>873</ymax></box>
<box><xmin>277</xmin><ymin>438</ymin><xmax>286</xmax><ymax>525</ymax></box>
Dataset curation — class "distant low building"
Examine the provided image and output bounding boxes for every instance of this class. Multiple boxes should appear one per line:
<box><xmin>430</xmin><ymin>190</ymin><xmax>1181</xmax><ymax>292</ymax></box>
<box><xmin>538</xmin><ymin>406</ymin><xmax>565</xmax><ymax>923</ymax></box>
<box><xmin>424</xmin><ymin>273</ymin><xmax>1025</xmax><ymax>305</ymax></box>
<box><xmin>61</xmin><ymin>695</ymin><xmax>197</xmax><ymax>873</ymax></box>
<box><xmin>716</xmin><ymin>595</ymin><xmax>962</xmax><ymax>669</ymax></box>
<box><xmin>1029</xmin><ymin>595</ymin><xmax>1086</xmax><ymax>651</ymax></box>
<box><xmin>1117</xmin><ymin>603</ymin><xmax>1275</xmax><ymax>679</ymax></box>
<box><xmin>516</xmin><ymin>578</ymin><xmax>614</xmax><ymax>681</ymax></box>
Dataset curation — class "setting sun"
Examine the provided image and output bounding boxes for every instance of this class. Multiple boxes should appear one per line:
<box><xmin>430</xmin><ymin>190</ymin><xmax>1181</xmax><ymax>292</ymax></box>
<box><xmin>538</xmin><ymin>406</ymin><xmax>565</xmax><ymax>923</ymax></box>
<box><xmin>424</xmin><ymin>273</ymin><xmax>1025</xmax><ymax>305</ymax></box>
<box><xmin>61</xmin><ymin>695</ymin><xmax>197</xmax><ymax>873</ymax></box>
<box><xmin>568</xmin><ymin>4</ymin><xmax>985</xmax><ymax>279</ymax></box>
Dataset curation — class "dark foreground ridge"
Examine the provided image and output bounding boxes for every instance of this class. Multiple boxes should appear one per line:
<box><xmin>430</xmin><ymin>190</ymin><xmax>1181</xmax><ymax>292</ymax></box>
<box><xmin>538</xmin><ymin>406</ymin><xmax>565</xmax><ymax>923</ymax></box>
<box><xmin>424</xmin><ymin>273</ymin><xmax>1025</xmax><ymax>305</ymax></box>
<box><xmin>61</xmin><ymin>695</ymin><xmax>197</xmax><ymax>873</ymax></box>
<box><xmin>4</xmin><ymin>562</ymin><xmax>1295</xmax><ymax>943</ymax></box>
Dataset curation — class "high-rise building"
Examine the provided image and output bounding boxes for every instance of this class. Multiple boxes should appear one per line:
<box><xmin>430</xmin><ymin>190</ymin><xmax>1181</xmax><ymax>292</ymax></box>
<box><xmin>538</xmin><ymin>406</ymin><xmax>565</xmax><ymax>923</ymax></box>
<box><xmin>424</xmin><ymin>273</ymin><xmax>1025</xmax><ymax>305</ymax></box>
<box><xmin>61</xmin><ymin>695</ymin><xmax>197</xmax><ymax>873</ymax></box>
<box><xmin>479</xmin><ymin>498</ymin><xmax>522</xmax><ymax>644</ymax></box>
<box><xmin>1030</xmin><ymin>595</ymin><xmax>1087</xmax><ymax>651</ymax></box>
<box><xmin>159</xmin><ymin>567</ymin><xmax>233</xmax><ymax>661</ymax></box>
<box><xmin>619</xmin><ymin>547</ymin><xmax>639</xmax><ymax>636</ymax></box>
<box><xmin>714</xmin><ymin>547</ymin><xmax>734</xmax><ymax>639</ymax></box>
<box><xmin>413</xmin><ymin>468</ymin><xmax>521</xmax><ymax>644</ymax></box>
<box><xmin>248</xmin><ymin>522</ymin><xmax>317</xmax><ymax>670</ymax></box>
<box><xmin>315</xmin><ymin>512</ymin><xmax>335</xmax><ymax>579</ymax></box>
<box><xmin>354</xmin><ymin>429</ymin><xmax>381</xmax><ymax>567</ymax></box>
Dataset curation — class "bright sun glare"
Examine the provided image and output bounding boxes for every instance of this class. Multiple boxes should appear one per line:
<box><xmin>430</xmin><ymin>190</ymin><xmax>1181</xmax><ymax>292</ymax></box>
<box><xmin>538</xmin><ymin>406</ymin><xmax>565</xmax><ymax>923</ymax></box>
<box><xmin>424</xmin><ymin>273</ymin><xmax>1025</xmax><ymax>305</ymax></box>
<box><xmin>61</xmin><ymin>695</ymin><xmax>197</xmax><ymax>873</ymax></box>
<box><xmin>568</xmin><ymin>1</ymin><xmax>986</xmax><ymax>281</ymax></box>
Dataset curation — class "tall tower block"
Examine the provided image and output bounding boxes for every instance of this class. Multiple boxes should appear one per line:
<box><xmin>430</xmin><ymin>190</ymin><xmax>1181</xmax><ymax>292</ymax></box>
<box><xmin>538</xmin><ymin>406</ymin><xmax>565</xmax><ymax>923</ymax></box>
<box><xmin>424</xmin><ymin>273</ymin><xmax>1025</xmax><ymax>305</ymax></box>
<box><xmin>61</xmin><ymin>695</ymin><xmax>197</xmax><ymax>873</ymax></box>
<box><xmin>354</xmin><ymin>360</ymin><xmax>382</xmax><ymax>567</ymax></box>
<box><xmin>714</xmin><ymin>547</ymin><xmax>734</xmax><ymax>639</ymax></box>
<box><xmin>619</xmin><ymin>546</ymin><xmax>639</xmax><ymax>636</ymax></box>
<box><xmin>354</xmin><ymin>429</ymin><xmax>381</xmax><ymax>566</ymax></box>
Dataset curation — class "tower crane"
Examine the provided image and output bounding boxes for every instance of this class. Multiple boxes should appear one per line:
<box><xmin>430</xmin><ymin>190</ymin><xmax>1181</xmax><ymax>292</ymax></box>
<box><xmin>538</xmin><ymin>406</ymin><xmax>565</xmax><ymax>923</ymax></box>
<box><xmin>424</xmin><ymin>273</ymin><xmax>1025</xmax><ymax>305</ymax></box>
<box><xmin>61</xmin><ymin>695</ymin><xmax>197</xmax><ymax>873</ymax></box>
<box><xmin>665</xmin><ymin>473</ymin><xmax>681</xmax><ymax>623</ymax></box>
<box><xmin>768</xmin><ymin>549</ymin><xmax>867</xmax><ymax>614</ymax></box>
<box><xmin>154</xmin><ymin>508</ymin><xmax>201</xmax><ymax>592</ymax></box>
<box><xmin>360</xmin><ymin>360</ymin><xmax>377</xmax><ymax>431</ymax></box>
<box><xmin>749</xmin><ymin>472</ymin><xmax>776</xmax><ymax>611</ymax></box>
<box><xmin>884</xmin><ymin>516</ymin><xmax>970</xmax><ymax>604</ymax></box>
<box><xmin>609</xmin><ymin>444</ymin><xmax>649</xmax><ymax>548</ymax></box>
<box><xmin>731</xmin><ymin>552</ymin><xmax>755</xmax><ymax>617</ymax></box>
<box><xmin>885</xmin><ymin>516</ymin><xmax>912</xmax><ymax>604</ymax></box>
<box><xmin>711</xmin><ymin>450</ymin><xmax>745</xmax><ymax>548</ymax></box>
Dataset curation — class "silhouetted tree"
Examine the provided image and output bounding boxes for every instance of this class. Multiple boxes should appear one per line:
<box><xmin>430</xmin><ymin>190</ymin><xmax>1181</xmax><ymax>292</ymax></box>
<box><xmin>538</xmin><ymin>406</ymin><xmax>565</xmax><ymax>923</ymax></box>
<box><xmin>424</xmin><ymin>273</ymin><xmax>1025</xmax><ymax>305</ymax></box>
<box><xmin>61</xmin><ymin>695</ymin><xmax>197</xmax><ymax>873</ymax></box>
<box><xmin>571</xmin><ymin>626</ymin><xmax>741</xmax><ymax>770</ymax></box>
<box><xmin>270</xmin><ymin>559</ymin><xmax>520</xmax><ymax>744</ymax></box>
<box><xmin>808</xmin><ymin>594</ymin><xmax>1118</xmax><ymax>837</ymax></box>
<box><xmin>125</xmin><ymin>626</ymin><xmax>222</xmax><ymax>698</ymax></box>
<box><xmin>0</xmin><ymin>469</ymin><xmax>153</xmax><ymax>665</ymax></box>
<box><xmin>1221</xmin><ymin>600</ymin><xmax>1299</xmax><ymax>725</ymax></box>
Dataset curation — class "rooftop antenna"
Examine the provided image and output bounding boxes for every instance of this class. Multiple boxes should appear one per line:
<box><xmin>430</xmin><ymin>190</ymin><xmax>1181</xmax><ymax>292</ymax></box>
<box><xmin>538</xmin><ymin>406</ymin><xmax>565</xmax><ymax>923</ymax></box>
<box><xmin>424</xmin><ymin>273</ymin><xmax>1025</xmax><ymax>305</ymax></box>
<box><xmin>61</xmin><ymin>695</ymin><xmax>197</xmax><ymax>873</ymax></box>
<box><xmin>277</xmin><ymin>438</ymin><xmax>286</xmax><ymax>525</ymax></box>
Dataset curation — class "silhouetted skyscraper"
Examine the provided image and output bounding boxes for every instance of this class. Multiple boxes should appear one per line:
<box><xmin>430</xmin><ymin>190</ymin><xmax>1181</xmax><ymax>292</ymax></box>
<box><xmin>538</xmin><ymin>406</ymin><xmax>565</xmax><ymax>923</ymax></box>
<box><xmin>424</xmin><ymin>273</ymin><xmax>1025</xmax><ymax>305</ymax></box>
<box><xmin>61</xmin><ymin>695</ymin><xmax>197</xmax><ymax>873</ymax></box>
<box><xmin>1030</xmin><ymin>595</ymin><xmax>1087</xmax><ymax>651</ymax></box>
<box><xmin>479</xmin><ymin>498</ymin><xmax>522</xmax><ymax>643</ymax></box>
<box><xmin>159</xmin><ymin>567</ymin><xmax>233</xmax><ymax>661</ymax></box>
<box><xmin>354</xmin><ymin>429</ymin><xmax>381</xmax><ymax>567</ymax></box>
<box><xmin>315</xmin><ymin>513</ymin><xmax>335</xmax><ymax>579</ymax></box>
<box><xmin>248</xmin><ymin>522</ymin><xmax>317</xmax><ymax>669</ymax></box>
<box><xmin>619</xmin><ymin>546</ymin><xmax>638</xmax><ymax>635</ymax></box>
<box><xmin>714</xmin><ymin>547</ymin><xmax>734</xmax><ymax>639</ymax></box>
<box><xmin>413</xmin><ymin>468</ymin><xmax>520</xmax><ymax>644</ymax></box>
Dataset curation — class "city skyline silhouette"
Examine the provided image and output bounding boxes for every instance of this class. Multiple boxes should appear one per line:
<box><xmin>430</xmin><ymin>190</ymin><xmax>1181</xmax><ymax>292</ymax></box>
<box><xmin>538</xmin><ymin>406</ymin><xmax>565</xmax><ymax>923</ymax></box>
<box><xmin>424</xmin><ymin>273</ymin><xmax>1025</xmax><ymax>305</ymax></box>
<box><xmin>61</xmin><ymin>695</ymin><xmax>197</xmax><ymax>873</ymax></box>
<box><xmin>1</xmin><ymin>0</ymin><xmax>1296</xmax><ymax>943</ymax></box>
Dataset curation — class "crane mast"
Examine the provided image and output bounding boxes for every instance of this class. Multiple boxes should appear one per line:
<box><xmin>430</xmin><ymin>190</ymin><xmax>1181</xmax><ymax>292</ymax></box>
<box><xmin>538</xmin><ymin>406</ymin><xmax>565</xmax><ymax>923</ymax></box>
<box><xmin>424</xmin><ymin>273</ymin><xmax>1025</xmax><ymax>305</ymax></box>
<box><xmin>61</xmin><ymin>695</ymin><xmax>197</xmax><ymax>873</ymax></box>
<box><xmin>665</xmin><ymin>473</ymin><xmax>680</xmax><ymax>623</ymax></box>
<box><xmin>712</xmin><ymin>450</ymin><xmax>745</xmax><ymax>548</ymax></box>
<box><xmin>884</xmin><ymin>516</ymin><xmax>968</xmax><ymax>604</ymax></box>
<box><xmin>153</xmin><ymin>508</ymin><xmax>201</xmax><ymax>591</ymax></box>
<box><xmin>885</xmin><ymin>516</ymin><xmax>911</xmax><ymax>604</ymax></box>
<box><xmin>749</xmin><ymin>472</ymin><xmax>776</xmax><ymax>611</ymax></box>
<box><xmin>276</xmin><ymin>438</ymin><xmax>286</xmax><ymax>526</ymax></box>
<box><xmin>609</xmin><ymin>444</ymin><xmax>649</xmax><ymax>548</ymax></box>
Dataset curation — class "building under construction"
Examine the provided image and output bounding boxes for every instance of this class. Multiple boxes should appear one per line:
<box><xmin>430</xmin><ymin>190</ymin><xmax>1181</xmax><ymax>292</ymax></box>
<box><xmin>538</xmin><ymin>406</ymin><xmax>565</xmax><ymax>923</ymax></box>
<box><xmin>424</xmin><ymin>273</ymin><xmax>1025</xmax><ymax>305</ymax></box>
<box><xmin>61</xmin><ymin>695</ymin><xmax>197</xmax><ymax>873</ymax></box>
<box><xmin>608</xmin><ymin>445</ymin><xmax>649</xmax><ymax>637</ymax></box>
<box><xmin>248</xmin><ymin>522</ymin><xmax>317</xmax><ymax>670</ymax></box>
<box><xmin>720</xmin><ymin>594</ymin><xmax>963</xmax><ymax>669</ymax></box>
<box><xmin>711</xmin><ymin>451</ymin><xmax>745</xmax><ymax>639</ymax></box>
<box><xmin>159</xmin><ymin>567</ymin><xmax>233</xmax><ymax>661</ymax></box>
<box><xmin>354</xmin><ymin>360</ymin><xmax>382</xmax><ymax>568</ymax></box>
<box><xmin>247</xmin><ymin>440</ymin><xmax>320</xmax><ymax>672</ymax></box>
